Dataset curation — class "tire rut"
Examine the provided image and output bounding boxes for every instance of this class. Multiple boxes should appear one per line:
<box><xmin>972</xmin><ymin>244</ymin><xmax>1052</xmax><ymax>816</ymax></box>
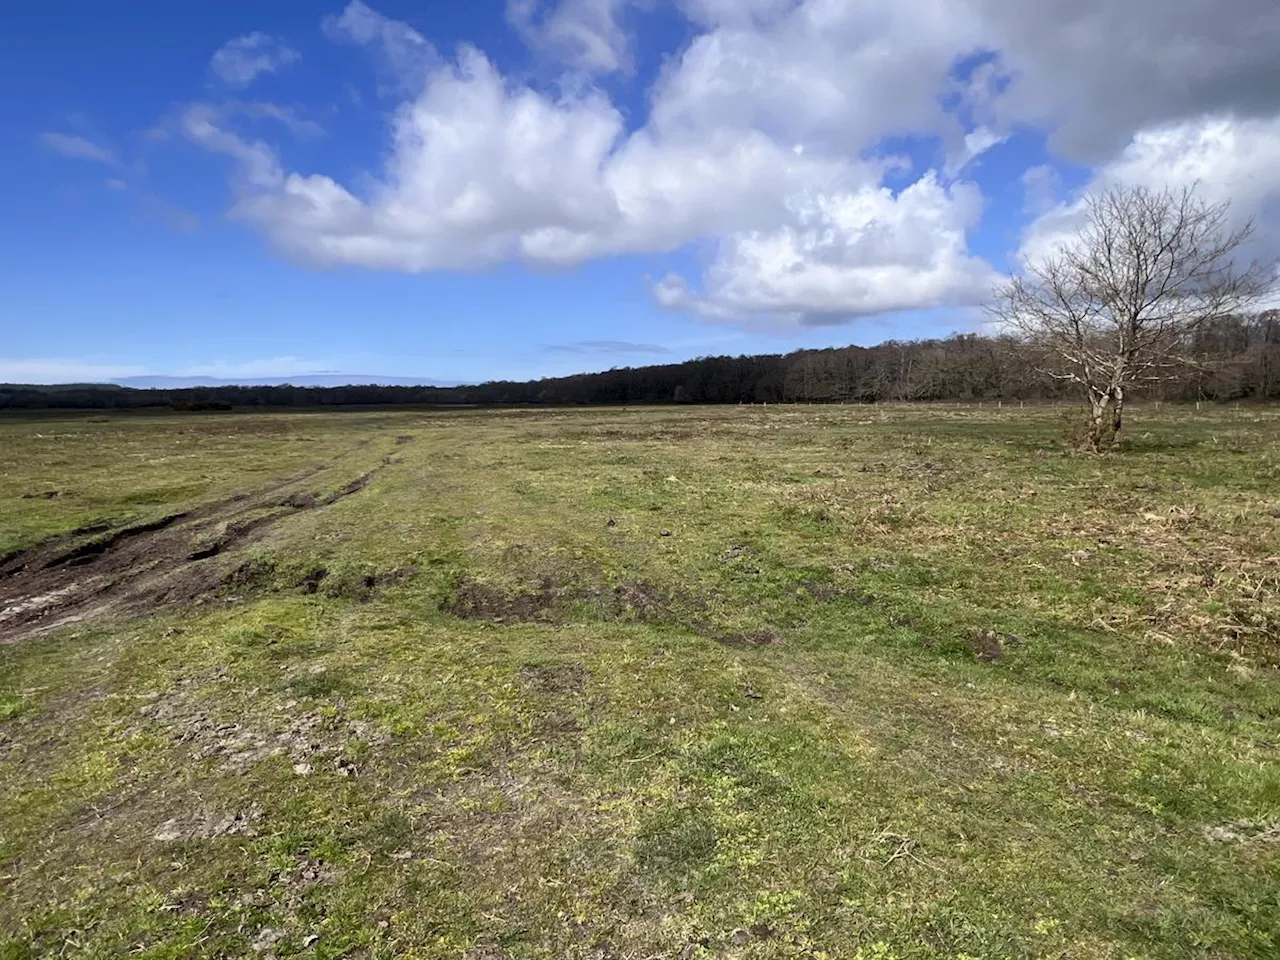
<box><xmin>0</xmin><ymin>449</ymin><xmax>403</xmax><ymax>643</ymax></box>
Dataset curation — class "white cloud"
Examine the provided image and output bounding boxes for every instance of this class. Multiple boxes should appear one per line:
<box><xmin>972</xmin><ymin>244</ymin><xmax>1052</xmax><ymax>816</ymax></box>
<box><xmin>507</xmin><ymin>0</ymin><xmax>646</xmax><ymax>75</ymax></box>
<box><xmin>179</xmin><ymin>357</ymin><xmax>336</xmax><ymax>378</ymax></box>
<box><xmin>38</xmin><ymin>132</ymin><xmax>120</xmax><ymax>167</ymax></box>
<box><xmin>648</xmin><ymin>0</ymin><xmax>979</xmax><ymax>154</ymax></box>
<box><xmin>676</xmin><ymin>0</ymin><xmax>794</xmax><ymax>27</ymax></box>
<box><xmin>104</xmin><ymin>178</ymin><xmax>129</xmax><ymax>191</ymax></box>
<box><xmin>183</xmin><ymin>0</ymin><xmax>1280</xmax><ymax>328</ymax></box>
<box><xmin>0</xmin><ymin>357</ymin><xmax>344</xmax><ymax>385</ymax></box>
<box><xmin>210</xmin><ymin>32</ymin><xmax>300</xmax><ymax>88</ymax></box>
<box><xmin>944</xmin><ymin>126</ymin><xmax>1006</xmax><ymax>177</ymax></box>
<box><xmin>232</xmin><ymin>102</ymin><xmax>325</xmax><ymax>138</ymax></box>
<box><xmin>1021</xmin><ymin>114</ymin><xmax>1280</xmax><ymax>269</ymax></box>
<box><xmin>658</xmin><ymin>174</ymin><xmax>997</xmax><ymax>324</ymax></box>
<box><xmin>0</xmin><ymin>359</ymin><xmax>148</xmax><ymax>384</ymax></box>
<box><xmin>323</xmin><ymin>1</ymin><xmax>435</xmax><ymax>92</ymax></box>
<box><xmin>188</xmin><ymin>4</ymin><xmax>992</xmax><ymax>325</ymax></box>
<box><xmin>182</xmin><ymin>104</ymin><xmax>284</xmax><ymax>189</ymax></box>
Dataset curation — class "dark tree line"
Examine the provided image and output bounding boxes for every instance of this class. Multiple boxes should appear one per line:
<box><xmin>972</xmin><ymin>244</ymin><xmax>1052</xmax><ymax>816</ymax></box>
<box><xmin>3</xmin><ymin>313</ymin><xmax>1277</xmax><ymax>411</ymax></box>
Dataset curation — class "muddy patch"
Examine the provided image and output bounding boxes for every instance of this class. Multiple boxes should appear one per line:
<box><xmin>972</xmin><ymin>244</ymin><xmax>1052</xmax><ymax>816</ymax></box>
<box><xmin>797</xmin><ymin>579</ymin><xmax>850</xmax><ymax>603</ymax></box>
<box><xmin>718</xmin><ymin>628</ymin><xmax>784</xmax><ymax>647</ymax></box>
<box><xmin>600</xmin><ymin>579</ymin><xmax>670</xmax><ymax>622</ymax></box>
<box><xmin>443</xmin><ymin>575</ymin><xmax>672</xmax><ymax>625</ymax></box>
<box><xmin>322</xmin><ymin>472</ymin><xmax>376</xmax><ymax>506</ymax></box>
<box><xmin>0</xmin><ymin>454</ymin><xmax>401</xmax><ymax>643</ymax></box>
<box><xmin>322</xmin><ymin>566</ymin><xmax>418</xmax><ymax>602</ymax></box>
<box><xmin>444</xmin><ymin>576</ymin><xmax>561</xmax><ymax>623</ymax></box>
<box><xmin>962</xmin><ymin>629</ymin><xmax>1024</xmax><ymax>663</ymax></box>
<box><xmin>297</xmin><ymin>567</ymin><xmax>329</xmax><ymax>594</ymax></box>
<box><xmin>518</xmin><ymin>663</ymin><xmax>587</xmax><ymax>694</ymax></box>
<box><xmin>21</xmin><ymin>489</ymin><xmax>68</xmax><ymax>500</ymax></box>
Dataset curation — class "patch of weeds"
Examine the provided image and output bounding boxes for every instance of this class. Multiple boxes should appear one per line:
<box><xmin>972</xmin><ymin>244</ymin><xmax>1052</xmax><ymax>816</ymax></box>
<box><xmin>322</xmin><ymin>565</ymin><xmax>418</xmax><ymax>602</ymax></box>
<box><xmin>0</xmin><ymin>693</ymin><xmax>25</xmax><ymax>721</ymax></box>
<box><xmin>223</xmin><ymin>558</ymin><xmax>417</xmax><ymax>603</ymax></box>
<box><xmin>284</xmin><ymin>667</ymin><xmax>353</xmax><ymax>701</ymax></box>
<box><xmin>633</xmin><ymin>804</ymin><xmax>719</xmax><ymax>876</ymax></box>
<box><xmin>779</xmin><ymin>503</ymin><xmax>836</xmax><ymax>527</ymax></box>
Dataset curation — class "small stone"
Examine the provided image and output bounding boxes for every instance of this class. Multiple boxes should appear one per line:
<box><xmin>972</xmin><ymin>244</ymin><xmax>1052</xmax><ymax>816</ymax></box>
<box><xmin>153</xmin><ymin>819</ymin><xmax>184</xmax><ymax>842</ymax></box>
<box><xmin>731</xmin><ymin>927</ymin><xmax>750</xmax><ymax>946</ymax></box>
<box><xmin>302</xmin><ymin>934</ymin><xmax>319</xmax><ymax>948</ymax></box>
<box><xmin>293</xmin><ymin>762</ymin><xmax>313</xmax><ymax>775</ymax></box>
<box><xmin>251</xmin><ymin>927</ymin><xmax>283</xmax><ymax>953</ymax></box>
<box><xmin>660</xmin><ymin>530</ymin><xmax>673</xmax><ymax>537</ymax></box>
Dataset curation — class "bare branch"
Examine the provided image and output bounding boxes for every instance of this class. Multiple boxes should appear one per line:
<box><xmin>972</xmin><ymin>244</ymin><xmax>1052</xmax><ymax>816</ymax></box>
<box><xmin>987</xmin><ymin>183</ymin><xmax>1277</xmax><ymax>449</ymax></box>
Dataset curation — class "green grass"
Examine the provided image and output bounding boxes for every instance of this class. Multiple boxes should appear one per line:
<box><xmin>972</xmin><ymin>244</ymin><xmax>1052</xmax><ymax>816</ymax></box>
<box><xmin>1</xmin><ymin>404</ymin><xmax>1277</xmax><ymax>959</ymax></box>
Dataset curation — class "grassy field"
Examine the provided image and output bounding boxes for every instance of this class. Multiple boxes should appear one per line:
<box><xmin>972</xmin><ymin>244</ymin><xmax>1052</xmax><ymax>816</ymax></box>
<box><xmin>0</xmin><ymin>404</ymin><xmax>1277</xmax><ymax>959</ymax></box>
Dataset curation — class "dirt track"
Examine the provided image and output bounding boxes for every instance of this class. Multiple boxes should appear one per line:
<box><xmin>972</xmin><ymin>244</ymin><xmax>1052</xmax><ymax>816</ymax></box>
<box><xmin>0</xmin><ymin>460</ymin><xmax>390</xmax><ymax>644</ymax></box>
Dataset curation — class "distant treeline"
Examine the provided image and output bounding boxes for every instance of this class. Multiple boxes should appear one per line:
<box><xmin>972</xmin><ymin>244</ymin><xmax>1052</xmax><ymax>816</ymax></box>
<box><xmin>4</xmin><ymin>312</ymin><xmax>1278</xmax><ymax>410</ymax></box>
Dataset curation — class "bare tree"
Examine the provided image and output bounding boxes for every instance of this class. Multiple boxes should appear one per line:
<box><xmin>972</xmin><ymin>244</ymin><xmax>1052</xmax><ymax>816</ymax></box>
<box><xmin>989</xmin><ymin>184</ymin><xmax>1271</xmax><ymax>450</ymax></box>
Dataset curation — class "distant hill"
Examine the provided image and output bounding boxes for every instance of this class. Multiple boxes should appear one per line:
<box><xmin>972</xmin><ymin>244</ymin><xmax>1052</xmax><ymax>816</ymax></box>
<box><xmin>110</xmin><ymin>375</ymin><xmax>456</xmax><ymax>389</ymax></box>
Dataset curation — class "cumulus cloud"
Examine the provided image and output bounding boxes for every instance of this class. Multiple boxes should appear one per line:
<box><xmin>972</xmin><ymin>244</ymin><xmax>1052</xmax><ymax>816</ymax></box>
<box><xmin>187</xmin><ymin>2</ymin><xmax>994</xmax><ymax>325</ymax></box>
<box><xmin>323</xmin><ymin>0</ymin><xmax>436</xmax><ymax>92</ymax></box>
<box><xmin>507</xmin><ymin>0</ymin><xmax>646</xmax><ymax>75</ymax></box>
<box><xmin>185</xmin><ymin>0</ymin><xmax>1280</xmax><ymax>327</ymax></box>
<box><xmin>974</xmin><ymin>0</ymin><xmax>1280</xmax><ymax>161</ymax></box>
<box><xmin>38</xmin><ymin>132</ymin><xmax>120</xmax><ymax>167</ymax></box>
<box><xmin>210</xmin><ymin>32</ymin><xmax>300</xmax><ymax>88</ymax></box>
<box><xmin>1020</xmin><ymin>115</ymin><xmax>1280</xmax><ymax>270</ymax></box>
<box><xmin>657</xmin><ymin>175</ymin><xmax>997</xmax><ymax>324</ymax></box>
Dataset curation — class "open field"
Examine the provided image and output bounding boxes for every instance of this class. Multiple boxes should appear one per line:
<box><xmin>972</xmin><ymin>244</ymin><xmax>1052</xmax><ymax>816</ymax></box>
<box><xmin>1</xmin><ymin>404</ymin><xmax>1278</xmax><ymax>959</ymax></box>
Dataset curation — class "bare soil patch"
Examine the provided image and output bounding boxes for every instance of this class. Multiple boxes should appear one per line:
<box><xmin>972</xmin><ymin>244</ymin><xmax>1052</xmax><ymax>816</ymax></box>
<box><xmin>718</xmin><ymin>628</ymin><xmax>784</xmax><ymax>647</ymax></box>
<box><xmin>518</xmin><ymin>663</ymin><xmax>587</xmax><ymax>694</ymax></box>
<box><xmin>442</xmin><ymin>575</ymin><xmax>672</xmax><ymax>625</ymax></box>
<box><xmin>0</xmin><ymin>457</ymin><xmax>398</xmax><ymax>643</ymax></box>
<box><xmin>962</xmin><ymin>629</ymin><xmax>1026</xmax><ymax>663</ymax></box>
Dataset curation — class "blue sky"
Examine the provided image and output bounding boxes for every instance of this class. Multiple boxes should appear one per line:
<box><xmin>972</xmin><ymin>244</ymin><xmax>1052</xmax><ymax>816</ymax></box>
<box><xmin>3</xmin><ymin>0</ymin><xmax>1276</xmax><ymax>384</ymax></box>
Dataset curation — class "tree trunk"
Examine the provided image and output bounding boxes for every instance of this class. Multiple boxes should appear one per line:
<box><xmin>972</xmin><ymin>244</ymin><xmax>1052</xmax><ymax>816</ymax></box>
<box><xmin>1082</xmin><ymin>389</ymin><xmax>1122</xmax><ymax>452</ymax></box>
<box><xmin>1084</xmin><ymin>394</ymin><xmax>1108</xmax><ymax>452</ymax></box>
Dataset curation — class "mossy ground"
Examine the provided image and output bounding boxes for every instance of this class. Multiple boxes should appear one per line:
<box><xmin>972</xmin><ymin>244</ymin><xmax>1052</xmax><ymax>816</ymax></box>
<box><xmin>1</xmin><ymin>404</ymin><xmax>1277</xmax><ymax>959</ymax></box>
